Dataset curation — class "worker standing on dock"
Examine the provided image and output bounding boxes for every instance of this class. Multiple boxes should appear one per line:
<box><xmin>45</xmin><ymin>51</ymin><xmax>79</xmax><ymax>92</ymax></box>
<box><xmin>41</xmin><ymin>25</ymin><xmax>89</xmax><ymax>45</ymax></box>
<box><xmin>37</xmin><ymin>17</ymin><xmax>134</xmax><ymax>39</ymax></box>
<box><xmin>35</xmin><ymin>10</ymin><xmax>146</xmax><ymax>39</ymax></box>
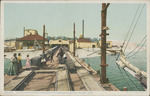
<box><xmin>57</xmin><ymin>48</ymin><xmax>64</xmax><ymax>64</ymax></box>
<box><xmin>63</xmin><ymin>53</ymin><xmax>67</xmax><ymax>63</ymax></box>
<box><xmin>7</xmin><ymin>53</ymin><xmax>18</xmax><ymax>75</ymax></box>
<box><xmin>41</xmin><ymin>53</ymin><xmax>46</xmax><ymax>68</ymax></box>
<box><xmin>50</xmin><ymin>51</ymin><xmax>54</xmax><ymax>63</ymax></box>
<box><xmin>17</xmin><ymin>53</ymin><xmax>22</xmax><ymax>72</ymax></box>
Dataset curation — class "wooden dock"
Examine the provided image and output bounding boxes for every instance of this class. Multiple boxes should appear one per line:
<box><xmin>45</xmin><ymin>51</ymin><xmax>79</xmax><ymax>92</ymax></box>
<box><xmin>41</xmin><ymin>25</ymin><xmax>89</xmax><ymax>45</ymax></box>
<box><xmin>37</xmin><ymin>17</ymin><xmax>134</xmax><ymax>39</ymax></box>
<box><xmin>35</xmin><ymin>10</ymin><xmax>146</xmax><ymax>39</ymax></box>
<box><xmin>4</xmin><ymin>47</ymin><xmax>119</xmax><ymax>91</ymax></box>
<box><xmin>77</xmin><ymin>68</ymin><xmax>105</xmax><ymax>91</ymax></box>
<box><xmin>55</xmin><ymin>69</ymin><xmax>71</xmax><ymax>91</ymax></box>
<box><xmin>4</xmin><ymin>70</ymin><xmax>33</xmax><ymax>91</ymax></box>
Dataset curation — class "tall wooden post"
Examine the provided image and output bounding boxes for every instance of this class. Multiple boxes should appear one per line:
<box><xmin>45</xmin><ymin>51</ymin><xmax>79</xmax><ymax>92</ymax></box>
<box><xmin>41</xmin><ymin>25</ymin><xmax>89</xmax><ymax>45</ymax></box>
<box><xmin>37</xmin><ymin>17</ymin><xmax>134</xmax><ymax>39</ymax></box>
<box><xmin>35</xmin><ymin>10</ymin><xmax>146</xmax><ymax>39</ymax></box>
<box><xmin>100</xmin><ymin>3</ymin><xmax>110</xmax><ymax>84</ymax></box>
<box><xmin>43</xmin><ymin>25</ymin><xmax>45</xmax><ymax>54</ymax></box>
<box><xmin>73</xmin><ymin>23</ymin><xmax>75</xmax><ymax>56</ymax></box>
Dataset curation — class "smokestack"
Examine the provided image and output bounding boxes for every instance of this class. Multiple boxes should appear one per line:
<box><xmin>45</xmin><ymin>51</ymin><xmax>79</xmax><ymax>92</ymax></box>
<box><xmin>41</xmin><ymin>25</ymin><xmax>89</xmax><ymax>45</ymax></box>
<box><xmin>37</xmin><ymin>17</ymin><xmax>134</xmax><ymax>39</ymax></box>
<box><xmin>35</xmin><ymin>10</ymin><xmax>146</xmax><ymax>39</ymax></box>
<box><xmin>24</xmin><ymin>27</ymin><xmax>25</xmax><ymax>36</ymax></box>
<box><xmin>82</xmin><ymin>20</ymin><xmax>84</xmax><ymax>38</ymax></box>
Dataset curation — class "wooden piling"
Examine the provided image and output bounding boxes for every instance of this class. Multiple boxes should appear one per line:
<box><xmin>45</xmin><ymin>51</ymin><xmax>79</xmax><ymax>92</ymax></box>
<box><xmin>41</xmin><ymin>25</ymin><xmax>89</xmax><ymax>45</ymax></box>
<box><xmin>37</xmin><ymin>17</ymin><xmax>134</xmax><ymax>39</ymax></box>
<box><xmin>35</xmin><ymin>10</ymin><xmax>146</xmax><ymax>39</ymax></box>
<box><xmin>123</xmin><ymin>87</ymin><xmax>127</xmax><ymax>91</ymax></box>
<box><xmin>100</xmin><ymin>3</ymin><xmax>110</xmax><ymax>84</ymax></box>
<box><xmin>73</xmin><ymin>23</ymin><xmax>75</xmax><ymax>56</ymax></box>
<box><xmin>43</xmin><ymin>25</ymin><xmax>45</xmax><ymax>54</ymax></box>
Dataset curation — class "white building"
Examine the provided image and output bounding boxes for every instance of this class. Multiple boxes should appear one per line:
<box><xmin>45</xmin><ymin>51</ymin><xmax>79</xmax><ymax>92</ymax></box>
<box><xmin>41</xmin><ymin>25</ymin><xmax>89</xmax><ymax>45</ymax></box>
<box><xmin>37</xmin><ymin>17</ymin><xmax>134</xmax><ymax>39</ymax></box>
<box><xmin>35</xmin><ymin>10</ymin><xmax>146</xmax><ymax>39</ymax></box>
<box><xmin>24</xmin><ymin>29</ymin><xmax>38</xmax><ymax>36</ymax></box>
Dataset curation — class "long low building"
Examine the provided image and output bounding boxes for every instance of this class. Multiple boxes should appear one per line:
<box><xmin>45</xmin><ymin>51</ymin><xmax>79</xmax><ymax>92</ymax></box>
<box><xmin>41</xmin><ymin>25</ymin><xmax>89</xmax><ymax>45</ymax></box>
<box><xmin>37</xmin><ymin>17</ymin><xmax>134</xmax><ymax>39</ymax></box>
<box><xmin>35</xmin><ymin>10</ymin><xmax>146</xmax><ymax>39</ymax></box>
<box><xmin>98</xmin><ymin>41</ymin><xmax>112</xmax><ymax>48</ymax></box>
<box><xmin>49</xmin><ymin>39</ymin><xmax>69</xmax><ymax>48</ymax></box>
<box><xmin>16</xmin><ymin>34</ymin><xmax>48</xmax><ymax>49</ymax></box>
<box><xmin>4</xmin><ymin>39</ymin><xmax>16</xmax><ymax>48</ymax></box>
<box><xmin>76</xmin><ymin>38</ymin><xmax>97</xmax><ymax>48</ymax></box>
<box><xmin>69</xmin><ymin>38</ymin><xmax>97</xmax><ymax>53</ymax></box>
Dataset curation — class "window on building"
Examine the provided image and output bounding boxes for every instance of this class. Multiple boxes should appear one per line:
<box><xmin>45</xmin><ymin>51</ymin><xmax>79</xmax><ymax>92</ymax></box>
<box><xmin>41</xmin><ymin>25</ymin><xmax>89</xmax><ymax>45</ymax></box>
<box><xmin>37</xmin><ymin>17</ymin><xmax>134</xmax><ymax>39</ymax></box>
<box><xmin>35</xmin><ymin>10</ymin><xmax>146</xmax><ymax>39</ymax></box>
<box><xmin>30</xmin><ymin>41</ymin><xmax>34</xmax><ymax>46</ymax></box>
<box><xmin>92</xmin><ymin>45</ymin><xmax>95</xmax><ymax>48</ymax></box>
<box><xmin>59</xmin><ymin>40</ymin><xmax>61</xmax><ymax>42</ymax></box>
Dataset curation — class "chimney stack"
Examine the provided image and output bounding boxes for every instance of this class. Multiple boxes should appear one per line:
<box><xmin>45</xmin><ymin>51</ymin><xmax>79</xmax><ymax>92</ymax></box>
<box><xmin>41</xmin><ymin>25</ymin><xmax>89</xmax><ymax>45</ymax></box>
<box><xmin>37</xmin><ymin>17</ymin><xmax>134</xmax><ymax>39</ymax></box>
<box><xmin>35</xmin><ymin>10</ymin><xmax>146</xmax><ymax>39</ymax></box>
<box><xmin>24</xmin><ymin>27</ymin><xmax>25</xmax><ymax>37</ymax></box>
<box><xmin>82</xmin><ymin>20</ymin><xmax>84</xmax><ymax>38</ymax></box>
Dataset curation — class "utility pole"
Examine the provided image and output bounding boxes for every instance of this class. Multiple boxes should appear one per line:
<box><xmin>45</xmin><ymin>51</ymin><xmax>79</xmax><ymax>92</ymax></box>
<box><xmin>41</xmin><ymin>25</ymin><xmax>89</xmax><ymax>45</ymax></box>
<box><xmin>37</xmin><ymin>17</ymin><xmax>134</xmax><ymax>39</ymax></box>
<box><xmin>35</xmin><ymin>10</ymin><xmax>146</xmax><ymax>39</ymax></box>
<box><xmin>100</xmin><ymin>3</ymin><xmax>110</xmax><ymax>84</ymax></box>
<box><xmin>82</xmin><ymin>20</ymin><xmax>84</xmax><ymax>38</ymax></box>
<box><xmin>43</xmin><ymin>25</ymin><xmax>45</xmax><ymax>54</ymax></box>
<box><xmin>73</xmin><ymin>23</ymin><xmax>75</xmax><ymax>56</ymax></box>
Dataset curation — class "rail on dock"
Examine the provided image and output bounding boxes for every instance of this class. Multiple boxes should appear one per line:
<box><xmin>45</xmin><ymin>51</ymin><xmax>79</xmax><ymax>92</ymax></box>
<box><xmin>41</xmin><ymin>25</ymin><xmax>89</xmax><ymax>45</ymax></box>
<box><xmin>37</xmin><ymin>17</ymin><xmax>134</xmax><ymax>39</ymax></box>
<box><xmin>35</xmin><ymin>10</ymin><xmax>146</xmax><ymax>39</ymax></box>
<box><xmin>4</xmin><ymin>70</ymin><xmax>33</xmax><ymax>91</ymax></box>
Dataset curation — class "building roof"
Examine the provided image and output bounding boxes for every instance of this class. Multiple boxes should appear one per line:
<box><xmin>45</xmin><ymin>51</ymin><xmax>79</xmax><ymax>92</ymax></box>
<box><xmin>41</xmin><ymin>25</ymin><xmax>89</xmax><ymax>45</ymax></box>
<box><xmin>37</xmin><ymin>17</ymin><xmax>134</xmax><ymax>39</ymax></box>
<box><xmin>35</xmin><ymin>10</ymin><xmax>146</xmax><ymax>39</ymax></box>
<box><xmin>16</xmin><ymin>35</ymin><xmax>48</xmax><ymax>41</ymax></box>
<box><xmin>77</xmin><ymin>38</ymin><xmax>91</xmax><ymax>42</ymax></box>
<box><xmin>5</xmin><ymin>39</ymin><xmax>16</xmax><ymax>42</ymax></box>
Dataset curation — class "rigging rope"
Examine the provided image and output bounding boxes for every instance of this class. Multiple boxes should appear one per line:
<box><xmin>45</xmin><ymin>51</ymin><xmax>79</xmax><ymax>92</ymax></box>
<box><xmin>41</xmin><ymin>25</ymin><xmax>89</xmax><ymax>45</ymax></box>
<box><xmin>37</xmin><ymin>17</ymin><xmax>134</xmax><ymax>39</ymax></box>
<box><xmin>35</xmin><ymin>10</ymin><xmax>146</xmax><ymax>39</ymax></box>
<box><xmin>127</xmin><ymin>35</ymin><xmax>146</xmax><ymax>56</ymax></box>
<box><xmin>122</xmin><ymin>4</ymin><xmax>141</xmax><ymax>48</ymax></box>
<box><xmin>115</xmin><ymin>62</ymin><xmax>132</xmax><ymax>90</ymax></box>
<box><xmin>116</xmin><ymin>51</ymin><xmax>121</xmax><ymax>60</ymax></box>
<box><xmin>124</xmin><ymin>4</ymin><xmax>145</xmax><ymax>52</ymax></box>
<box><xmin>123</xmin><ymin>69</ymin><xmax>140</xmax><ymax>91</ymax></box>
<box><xmin>127</xmin><ymin>38</ymin><xmax>146</xmax><ymax>58</ymax></box>
<box><xmin>116</xmin><ymin>4</ymin><xmax>143</xmax><ymax>60</ymax></box>
<box><xmin>114</xmin><ymin>4</ymin><xmax>145</xmax><ymax>91</ymax></box>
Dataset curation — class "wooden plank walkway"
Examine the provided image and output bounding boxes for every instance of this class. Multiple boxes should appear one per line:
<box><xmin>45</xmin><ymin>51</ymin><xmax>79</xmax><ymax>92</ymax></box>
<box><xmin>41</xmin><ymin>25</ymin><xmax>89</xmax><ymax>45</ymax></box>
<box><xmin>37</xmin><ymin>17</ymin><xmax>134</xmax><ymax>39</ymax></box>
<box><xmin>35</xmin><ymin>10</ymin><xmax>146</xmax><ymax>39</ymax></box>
<box><xmin>35</xmin><ymin>69</ymin><xmax>58</xmax><ymax>73</ymax></box>
<box><xmin>67</xmin><ymin>52</ymin><xmax>82</xmax><ymax>68</ymax></box>
<box><xmin>4</xmin><ymin>70</ymin><xmax>33</xmax><ymax>91</ymax></box>
<box><xmin>77</xmin><ymin>68</ymin><xmax>105</xmax><ymax>91</ymax></box>
<box><xmin>55</xmin><ymin>70</ymin><xmax>71</xmax><ymax>91</ymax></box>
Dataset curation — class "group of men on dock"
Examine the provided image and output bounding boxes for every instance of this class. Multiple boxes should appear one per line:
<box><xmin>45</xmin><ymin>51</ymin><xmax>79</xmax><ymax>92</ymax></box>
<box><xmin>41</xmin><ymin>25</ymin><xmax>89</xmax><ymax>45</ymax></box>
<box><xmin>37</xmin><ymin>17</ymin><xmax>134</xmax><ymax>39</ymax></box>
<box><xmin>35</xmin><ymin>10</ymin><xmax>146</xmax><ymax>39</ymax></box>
<box><xmin>57</xmin><ymin>48</ymin><xmax>67</xmax><ymax>64</ymax></box>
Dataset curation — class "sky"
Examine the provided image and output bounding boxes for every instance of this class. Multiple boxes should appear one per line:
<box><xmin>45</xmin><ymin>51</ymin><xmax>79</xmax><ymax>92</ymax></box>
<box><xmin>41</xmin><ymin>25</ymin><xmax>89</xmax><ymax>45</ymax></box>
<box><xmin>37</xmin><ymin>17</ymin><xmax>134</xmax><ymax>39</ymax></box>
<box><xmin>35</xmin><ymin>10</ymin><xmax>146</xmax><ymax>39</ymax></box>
<box><xmin>3</xmin><ymin>2</ymin><xmax>147</xmax><ymax>44</ymax></box>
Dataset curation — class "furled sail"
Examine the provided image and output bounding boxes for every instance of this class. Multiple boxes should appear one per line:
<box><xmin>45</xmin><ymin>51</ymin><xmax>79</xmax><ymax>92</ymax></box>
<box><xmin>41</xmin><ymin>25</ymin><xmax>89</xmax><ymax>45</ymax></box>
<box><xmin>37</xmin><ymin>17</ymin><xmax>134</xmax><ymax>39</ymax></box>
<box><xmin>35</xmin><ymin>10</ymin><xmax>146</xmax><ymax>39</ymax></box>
<box><xmin>116</xmin><ymin>50</ymin><xmax>147</xmax><ymax>89</ymax></box>
<box><xmin>116</xmin><ymin>50</ymin><xmax>147</xmax><ymax>78</ymax></box>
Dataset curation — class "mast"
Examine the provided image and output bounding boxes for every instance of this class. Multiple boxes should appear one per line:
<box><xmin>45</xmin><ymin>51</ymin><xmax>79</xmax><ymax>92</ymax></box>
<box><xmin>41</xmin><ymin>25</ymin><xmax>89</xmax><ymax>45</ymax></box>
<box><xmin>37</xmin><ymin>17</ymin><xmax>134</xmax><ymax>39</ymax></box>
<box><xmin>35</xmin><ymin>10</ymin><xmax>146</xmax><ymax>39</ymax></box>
<box><xmin>43</xmin><ymin>25</ymin><xmax>45</xmax><ymax>54</ymax></box>
<box><xmin>100</xmin><ymin>3</ymin><xmax>110</xmax><ymax>84</ymax></box>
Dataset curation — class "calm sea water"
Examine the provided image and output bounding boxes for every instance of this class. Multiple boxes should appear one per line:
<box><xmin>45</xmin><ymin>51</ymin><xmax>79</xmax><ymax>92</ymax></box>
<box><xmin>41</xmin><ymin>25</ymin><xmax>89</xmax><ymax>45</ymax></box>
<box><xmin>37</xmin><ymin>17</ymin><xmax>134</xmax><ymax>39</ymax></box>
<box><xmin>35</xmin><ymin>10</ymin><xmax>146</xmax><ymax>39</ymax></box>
<box><xmin>81</xmin><ymin>51</ymin><xmax>146</xmax><ymax>91</ymax></box>
<box><xmin>4</xmin><ymin>51</ymin><xmax>146</xmax><ymax>91</ymax></box>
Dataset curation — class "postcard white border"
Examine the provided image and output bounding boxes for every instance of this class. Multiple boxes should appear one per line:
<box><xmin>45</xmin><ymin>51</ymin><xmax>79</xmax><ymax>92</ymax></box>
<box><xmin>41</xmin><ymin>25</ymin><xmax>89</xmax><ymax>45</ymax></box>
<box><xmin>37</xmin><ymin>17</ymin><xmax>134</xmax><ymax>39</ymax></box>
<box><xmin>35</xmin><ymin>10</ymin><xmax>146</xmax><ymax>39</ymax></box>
<box><xmin>0</xmin><ymin>0</ymin><xmax>150</xmax><ymax>96</ymax></box>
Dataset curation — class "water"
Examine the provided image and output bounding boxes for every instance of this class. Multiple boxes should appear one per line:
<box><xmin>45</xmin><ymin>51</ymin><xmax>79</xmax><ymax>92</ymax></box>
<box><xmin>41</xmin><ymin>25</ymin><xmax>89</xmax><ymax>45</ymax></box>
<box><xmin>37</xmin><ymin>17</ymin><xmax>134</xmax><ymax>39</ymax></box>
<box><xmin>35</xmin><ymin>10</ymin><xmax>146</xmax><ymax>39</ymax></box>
<box><xmin>4</xmin><ymin>59</ymin><xmax>26</xmax><ymax>74</ymax></box>
<box><xmin>81</xmin><ymin>51</ymin><xmax>146</xmax><ymax>91</ymax></box>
